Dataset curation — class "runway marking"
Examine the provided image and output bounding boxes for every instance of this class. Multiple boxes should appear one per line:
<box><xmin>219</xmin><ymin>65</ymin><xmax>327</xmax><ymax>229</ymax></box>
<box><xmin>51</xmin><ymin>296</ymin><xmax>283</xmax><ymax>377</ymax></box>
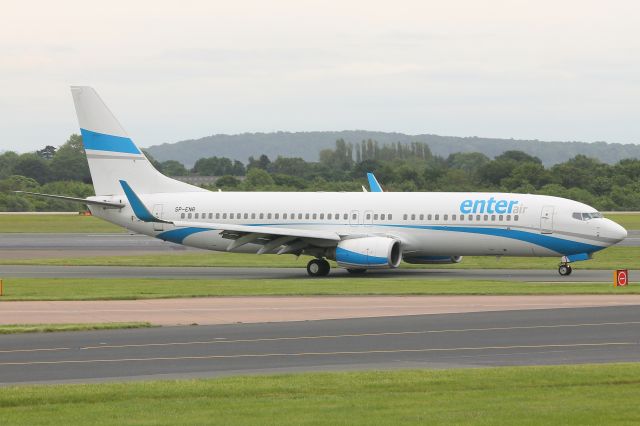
<box><xmin>0</xmin><ymin>342</ymin><xmax>634</xmax><ymax>367</ymax></box>
<box><xmin>0</xmin><ymin>347</ymin><xmax>71</xmax><ymax>354</ymax></box>
<box><xmin>79</xmin><ymin>321</ymin><xmax>640</xmax><ymax>351</ymax></box>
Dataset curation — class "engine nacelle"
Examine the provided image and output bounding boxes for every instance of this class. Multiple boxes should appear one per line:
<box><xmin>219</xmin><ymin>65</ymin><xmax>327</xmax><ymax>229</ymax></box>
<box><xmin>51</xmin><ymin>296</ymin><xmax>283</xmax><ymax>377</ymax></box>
<box><xmin>333</xmin><ymin>237</ymin><xmax>402</xmax><ymax>269</ymax></box>
<box><xmin>403</xmin><ymin>256</ymin><xmax>463</xmax><ymax>265</ymax></box>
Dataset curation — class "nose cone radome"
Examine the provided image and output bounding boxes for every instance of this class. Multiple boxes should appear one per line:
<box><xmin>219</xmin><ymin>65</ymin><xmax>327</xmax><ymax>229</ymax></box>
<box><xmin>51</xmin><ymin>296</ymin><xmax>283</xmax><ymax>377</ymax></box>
<box><xmin>607</xmin><ymin>220</ymin><xmax>628</xmax><ymax>243</ymax></box>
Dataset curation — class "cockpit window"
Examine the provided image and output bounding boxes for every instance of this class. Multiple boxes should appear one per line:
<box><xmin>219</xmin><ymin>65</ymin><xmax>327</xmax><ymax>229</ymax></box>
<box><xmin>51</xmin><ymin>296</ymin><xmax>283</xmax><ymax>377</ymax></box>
<box><xmin>573</xmin><ymin>212</ymin><xmax>603</xmax><ymax>220</ymax></box>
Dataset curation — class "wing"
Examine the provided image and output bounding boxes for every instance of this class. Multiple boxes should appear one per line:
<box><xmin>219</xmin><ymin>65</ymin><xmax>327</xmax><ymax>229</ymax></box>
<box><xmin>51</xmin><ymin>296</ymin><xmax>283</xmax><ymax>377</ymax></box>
<box><xmin>120</xmin><ymin>180</ymin><xmax>341</xmax><ymax>255</ymax></box>
<box><xmin>170</xmin><ymin>220</ymin><xmax>341</xmax><ymax>254</ymax></box>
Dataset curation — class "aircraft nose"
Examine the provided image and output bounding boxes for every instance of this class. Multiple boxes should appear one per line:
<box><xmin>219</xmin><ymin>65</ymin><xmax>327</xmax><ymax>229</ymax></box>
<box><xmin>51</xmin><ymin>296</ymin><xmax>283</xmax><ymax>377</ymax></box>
<box><xmin>607</xmin><ymin>221</ymin><xmax>628</xmax><ymax>242</ymax></box>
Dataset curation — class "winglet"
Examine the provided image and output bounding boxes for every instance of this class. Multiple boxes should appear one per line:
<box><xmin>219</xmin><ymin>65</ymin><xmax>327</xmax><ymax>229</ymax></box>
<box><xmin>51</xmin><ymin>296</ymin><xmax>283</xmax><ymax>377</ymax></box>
<box><xmin>367</xmin><ymin>173</ymin><xmax>383</xmax><ymax>192</ymax></box>
<box><xmin>119</xmin><ymin>180</ymin><xmax>159</xmax><ymax>222</ymax></box>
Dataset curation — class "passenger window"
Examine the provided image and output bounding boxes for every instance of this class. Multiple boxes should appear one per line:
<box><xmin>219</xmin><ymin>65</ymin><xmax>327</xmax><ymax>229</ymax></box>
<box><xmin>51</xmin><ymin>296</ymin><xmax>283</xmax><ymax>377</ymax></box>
<box><xmin>237</xmin><ymin>213</ymin><xmax>241</xmax><ymax>218</ymax></box>
<box><xmin>514</xmin><ymin>215</ymin><xmax>519</xmax><ymax>221</ymax></box>
<box><xmin>428</xmin><ymin>214</ymin><xmax>432</xmax><ymax>220</ymax></box>
<box><xmin>352</xmin><ymin>213</ymin><xmax>357</xmax><ymax>220</ymax></box>
<box><xmin>381</xmin><ymin>214</ymin><xmax>385</xmax><ymax>220</ymax></box>
<box><xmin>327</xmin><ymin>213</ymin><xmax>332</xmax><ymax>220</ymax></box>
<box><xmin>506</xmin><ymin>215</ymin><xmax>511</xmax><ymax>221</ymax></box>
<box><xmin>468</xmin><ymin>215</ymin><xmax>473</xmax><ymax>221</ymax></box>
<box><xmin>452</xmin><ymin>214</ymin><xmax>456</xmax><ymax>220</ymax></box>
<box><xmin>320</xmin><ymin>213</ymin><xmax>324</xmax><ymax>219</ymax></box>
<box><xmin>444</xmin><ymin>214</ymin><xmax>448</xmax><ymax>220</ymax></box>
<box><xmin>291</xmin><ymin>213</ymin><xmax>295</xmax><ymax>219</ymax></box>
<box><xmin>476</xmin><ymin>215</ymin><xmax>481</xmax><ymax>221</ymax></box>
<box><xmin>435</xmin><ymin>214</ymin><xmax>439</xmax><ymax>220</ymax></box>
<box><xmin>335</xmin><ymin>213</ymin><xmax>339</xmax><ymax>219</ymax></box>
<box><xmin>374</xmin><ymin>214</ymin><xmax>378</xmax><ymax>220</ymax></box>
<box><xmin>180</xmin><ymin>213</ymin><xmax>185</xmax><ymax>219</ymax></box>
<box><xmin>275</xmin><ymin>213</ymin><xmax>279</xmax><ymax>219</ymax></box>
<box><xmin>460</xmin><ymin>215</ymin><xmax>464</xmax><ymax>221</ymax></box>
<box><xmin>306</xmin><ymin>213</ymin><xmax>310</xmax><ymax>219</ymax></box>
<box><xmin>259</xmin><ymin>213</ymin><xmax>264</xmax><ymax>219</ymax></box>
<box><xmin>299</xmin><ymin>213</ymin><xmax>303</xmax><ymax>219</ymax></box>
<box><xmin>251</xmin><ymin>213</ymin><xmax>255</xmax><ymax>219</ymax></box>
<box><xmin>388</xmin><ymin>214</ymin><xmax>392</xmax><ymax>220</ymax></box>
<box><xmin>283</xmin><ymin>213</ymin><xmax>288</xmax><ymax>219</ymax></box>
<box><xmin>215</xmin><ymin>213</ymin><xmax>220</xmax><ymax>219</ymax></box>
<box><xmin>491</xmin><ymin>215</ymin><xmax>495</xmax><ymax>221</ymax></box>
<box><xmin>312</xmin><ymin>213</ymin><xmax>317</xmax><ymax>219</ymax></box>
<box><xmin>187</xmin><ymin>213</ymin><xmax>192</xmax><ymax>219</ymax></box>
<box><xmin>244</xmin><ymin>213</ymin><xmax>248</xmax><ymax>219</ymax></box>
<box><xmin>411</xmin><ymin>214</ymin><xmax>415</xmax><ymax>220</ymax></box>
<box><xmin>195</xmin><ymin>213</ymin><xmax>199</xmax><ymax>219</ymax></box>
<box><xmin>419</xmin><ymin>214</ymin><xmax>424</xmax><ymax>220</ymax></box>
<box><xmin>229</xmin><ymin>213</ymin><xmax>234</xmax><ymax>219</ymax></box>
<box><xmin>484</xmin><ymin>215</ymin><xmax>488</xmax><ymax>221</ymax></box>
<box><xmin>499</xmin><ymin>215</ymin><xmax>503</xmax><ymax>221</ymax></box>
<box><xmin>403</xmin><ymin>214</ymin><xmax>408</xmax><ymax>220</ymax></box>
<box><xmin>267</xmin><ymin>213</ymin><xmax>272</xmax><ymax>219</ymax></box>
<box><xmin>343</xmin><ymin>213</ymin><xmax>348</xmax><ymax>220</ymax></box>
<box><xmin>222</xmin><ymin>213</ymin><xmax>227</xmax><ymax>219</ymax></box>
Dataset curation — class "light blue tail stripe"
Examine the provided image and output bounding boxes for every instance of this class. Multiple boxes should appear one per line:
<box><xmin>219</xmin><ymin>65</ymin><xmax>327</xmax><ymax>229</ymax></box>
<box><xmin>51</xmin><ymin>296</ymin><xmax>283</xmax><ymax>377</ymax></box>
<box><xmin>80</xmin><ymin>128</ymin><xmax>141</xmax><ymax>154</ymax></box>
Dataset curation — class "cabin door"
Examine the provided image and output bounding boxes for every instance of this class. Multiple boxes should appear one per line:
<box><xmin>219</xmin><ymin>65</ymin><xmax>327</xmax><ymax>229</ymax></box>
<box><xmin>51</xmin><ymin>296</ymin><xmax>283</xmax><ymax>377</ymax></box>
<box><xmin>540</xmin><ymin>205</ymin><xmax>554</xmax><ymax>234</ymax></box>
<box><xmin>152</xmin><ymin>204</ymin><xmax>164</xmax><ymax>231</ymax></box>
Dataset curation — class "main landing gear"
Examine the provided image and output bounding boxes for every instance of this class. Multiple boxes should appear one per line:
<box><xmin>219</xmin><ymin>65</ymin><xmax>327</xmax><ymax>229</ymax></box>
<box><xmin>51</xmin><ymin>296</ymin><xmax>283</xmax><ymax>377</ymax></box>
<box><xmin>558</xmin><ymin>263</ymin><xmax>573</xmax><ymax>276</ymax></box>
<box><xmin>307</xmin><ymin>258</ymin><xmax>330</xmax><ymax>277</ymax></box>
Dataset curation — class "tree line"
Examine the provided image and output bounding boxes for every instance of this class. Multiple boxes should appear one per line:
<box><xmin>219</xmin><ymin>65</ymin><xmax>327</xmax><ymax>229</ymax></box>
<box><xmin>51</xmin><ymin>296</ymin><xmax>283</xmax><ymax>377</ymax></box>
<box><xmin>1</xmin><ymin>135</ymin><xmax>640</xmax><ymax>211</ymax></box>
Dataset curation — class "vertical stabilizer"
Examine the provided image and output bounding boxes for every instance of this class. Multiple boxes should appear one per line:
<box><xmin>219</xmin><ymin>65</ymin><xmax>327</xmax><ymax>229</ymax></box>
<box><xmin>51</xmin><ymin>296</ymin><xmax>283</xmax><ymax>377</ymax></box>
<box><xmin>70</xmin><ymin>86</ymin><xmax>205</xmax><ymax>195</ymax></box>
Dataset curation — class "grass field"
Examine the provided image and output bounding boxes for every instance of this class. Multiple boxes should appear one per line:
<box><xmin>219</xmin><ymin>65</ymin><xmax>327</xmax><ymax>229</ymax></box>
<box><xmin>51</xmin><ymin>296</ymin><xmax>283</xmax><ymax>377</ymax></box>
<box><xmin>1</xmin><ymin>245</ymin><xmax>636</xmax><ymax>270</ymax></box>
<box><xmin>0</xmin><ymin>212</ymin><xmax>637</xmax><ymax>233</ymax></box>
<box><xmin>1</xmin><ymin>364</ymin><xmax>639</xmax><ymax>425</ymax></box>
<box><xmin>0</xmin><ymin>214</ymin><xmax>122</xmax><ymax>233</ymax></box>
<box><xmin>0</xmin><ymin>322</ymin><xmax>151</xmax><ymax>334</ymax></box>
<box><xmin>0</xmin><ymin>277</ymin><xmax>636</xmax><ymax>301</ymax></box>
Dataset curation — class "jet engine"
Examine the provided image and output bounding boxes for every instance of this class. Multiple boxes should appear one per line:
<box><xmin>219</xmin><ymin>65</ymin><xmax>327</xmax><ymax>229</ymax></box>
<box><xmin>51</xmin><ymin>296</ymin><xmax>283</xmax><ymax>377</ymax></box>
<box><xmin>403</xmin><ymin>256</ymin><xmax>463</xmax><ymax>264</ymax></box>
<box><xmin>331</xmin><ymin>237</ymin><xmax>402</xmax><ymax>269</ymax></box>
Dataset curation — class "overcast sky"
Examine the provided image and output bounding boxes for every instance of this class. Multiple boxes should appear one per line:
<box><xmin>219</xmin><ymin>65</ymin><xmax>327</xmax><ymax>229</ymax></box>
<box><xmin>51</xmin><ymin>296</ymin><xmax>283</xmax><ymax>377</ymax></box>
<box><xmin>2</xmin><ymin>0</ymin><xmax>639</xmax><ymax>153</ymax></box>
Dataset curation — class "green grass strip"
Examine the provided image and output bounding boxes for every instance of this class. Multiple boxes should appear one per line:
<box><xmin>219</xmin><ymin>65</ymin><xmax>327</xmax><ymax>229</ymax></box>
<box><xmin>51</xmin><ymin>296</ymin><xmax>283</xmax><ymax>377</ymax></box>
<box><xmin>0</xmin><ymin>322</ymin><xmax>152</xmax><ymax>334</ymax></box>
<box><xmin>1</xmin><ymin>364</ymin><xmax>639</xmax><ymax>425</ymax></box>
<box><xmin>0</xmin><ymin>214</ymin><xmax>122</xmax><ymax>233</ymax></box>
<box><xmin>0</xmin><ymin>277</ymin><xmax>637</xmax><ymax>301</ymax></box>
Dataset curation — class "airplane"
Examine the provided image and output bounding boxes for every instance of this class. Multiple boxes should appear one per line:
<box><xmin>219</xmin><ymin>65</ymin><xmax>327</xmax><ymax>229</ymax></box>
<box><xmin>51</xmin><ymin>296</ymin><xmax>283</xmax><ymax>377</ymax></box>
<box><xmin>17</xmin><ymin>87</ymin><xmax>628</xmax><ymax>277</ymax></box>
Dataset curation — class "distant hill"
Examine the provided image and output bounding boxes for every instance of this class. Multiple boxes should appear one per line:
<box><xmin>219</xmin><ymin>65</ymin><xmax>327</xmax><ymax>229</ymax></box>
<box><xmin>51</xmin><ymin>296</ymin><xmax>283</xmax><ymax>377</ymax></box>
<box><xmin>145</xmin><ymin>131</ymin><xmax>640</xmax><ymax>168</ymax></box>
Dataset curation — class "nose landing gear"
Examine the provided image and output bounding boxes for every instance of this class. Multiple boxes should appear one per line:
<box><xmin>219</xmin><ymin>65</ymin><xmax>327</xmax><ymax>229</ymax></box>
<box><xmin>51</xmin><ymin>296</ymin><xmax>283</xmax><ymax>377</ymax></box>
<box><xmin>307</xmin><ymin>258</ymin><xmax>330</xmax><ymax>277</ymax></box>
<box><xmin>558</xmin><ymin>263</ymin><xmax>573</xmax><ymax>276</ymax></box>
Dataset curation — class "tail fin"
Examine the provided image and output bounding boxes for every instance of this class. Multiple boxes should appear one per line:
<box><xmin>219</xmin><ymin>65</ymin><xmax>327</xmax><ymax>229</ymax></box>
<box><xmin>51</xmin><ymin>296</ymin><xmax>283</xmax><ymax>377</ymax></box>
<box><xmin>70</xmin><ymin>86</ymin><xmax>205</xmax><ymax>195</ymax></box>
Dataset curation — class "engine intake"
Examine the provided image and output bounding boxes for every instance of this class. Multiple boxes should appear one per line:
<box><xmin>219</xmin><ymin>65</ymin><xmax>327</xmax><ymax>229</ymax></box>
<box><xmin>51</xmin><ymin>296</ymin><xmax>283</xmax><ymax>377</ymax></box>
<box><xmin>403</xmin><ymin>256</ymin><xmax>463</xmax><ymax>264</ymax></box>
<box><xmin>333</xmin><ymin>237</ymin><xmax>401</xmax><ymax>269</ymax></box>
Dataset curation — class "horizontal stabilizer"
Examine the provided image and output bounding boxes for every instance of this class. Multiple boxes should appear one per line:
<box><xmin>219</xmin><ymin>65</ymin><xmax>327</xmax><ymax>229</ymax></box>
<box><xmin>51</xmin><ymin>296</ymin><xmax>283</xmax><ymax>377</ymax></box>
<box><xmin>14</xmin><ymin>191</ymin><xmax>124</xmax><ymax>209</ymax></box>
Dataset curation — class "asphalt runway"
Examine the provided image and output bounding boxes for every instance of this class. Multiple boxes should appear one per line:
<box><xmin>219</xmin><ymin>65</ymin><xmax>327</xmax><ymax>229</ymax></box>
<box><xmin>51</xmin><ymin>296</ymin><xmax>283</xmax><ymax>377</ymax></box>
<box><xmin>1</xmin><ymin>306</ymin><xmax>639</xmax><ymax>385</ymax></box>
<box><xmin>0</xmin><ymin>264</ymin><xmax>634</xmax><ymax>281</ymax></box>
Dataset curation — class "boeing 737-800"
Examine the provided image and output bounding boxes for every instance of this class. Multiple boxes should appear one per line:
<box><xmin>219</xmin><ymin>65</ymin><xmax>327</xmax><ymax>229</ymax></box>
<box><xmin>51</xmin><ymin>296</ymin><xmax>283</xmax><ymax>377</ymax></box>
<box><xmin>18</xmin><ymin>87</ymin><xmax>627</xmax><ymax>276</ymax></box>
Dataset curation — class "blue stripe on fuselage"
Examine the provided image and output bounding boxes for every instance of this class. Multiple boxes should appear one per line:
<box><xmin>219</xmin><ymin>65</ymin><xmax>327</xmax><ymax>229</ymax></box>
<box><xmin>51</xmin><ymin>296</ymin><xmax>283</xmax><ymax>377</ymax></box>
<box><xmin>80</xmin><ymin>128</ymin><xmax>141</xmax><ymax>154</ymax></box>
<box><xmin>156</xmin><ymin>227</ymin><xmax>210</xmax><ymax>244</ymax></box>
<box><xmin>381</xmin><ymin>224</ymin><xmax>603</xmax><ymax>255</ymax></box>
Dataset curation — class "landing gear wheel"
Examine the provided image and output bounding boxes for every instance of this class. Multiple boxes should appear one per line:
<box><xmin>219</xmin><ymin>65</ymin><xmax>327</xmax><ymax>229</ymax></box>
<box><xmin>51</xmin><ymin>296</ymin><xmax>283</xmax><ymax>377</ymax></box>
<box><xmin>558</xmin><ymin>264</ymin><xmax>572</xmax><ymax>276</ymax></box>
<box><xmin>347</xmin><ymin>269</ymin><xmax>367</xmax><ymax>274</ymax></box>
<box><xmin>307</xmin><ymin>258</ymin><xmax>330</xmax><ymax>277</ymax></box>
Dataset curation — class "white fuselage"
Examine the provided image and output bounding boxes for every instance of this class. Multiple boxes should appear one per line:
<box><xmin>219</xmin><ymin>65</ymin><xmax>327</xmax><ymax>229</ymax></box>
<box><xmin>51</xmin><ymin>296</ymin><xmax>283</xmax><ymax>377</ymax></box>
<box><xmin>90</xmin><ymin>191</ymin><xmax>627</xmax><ymax>258</ymax></box>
